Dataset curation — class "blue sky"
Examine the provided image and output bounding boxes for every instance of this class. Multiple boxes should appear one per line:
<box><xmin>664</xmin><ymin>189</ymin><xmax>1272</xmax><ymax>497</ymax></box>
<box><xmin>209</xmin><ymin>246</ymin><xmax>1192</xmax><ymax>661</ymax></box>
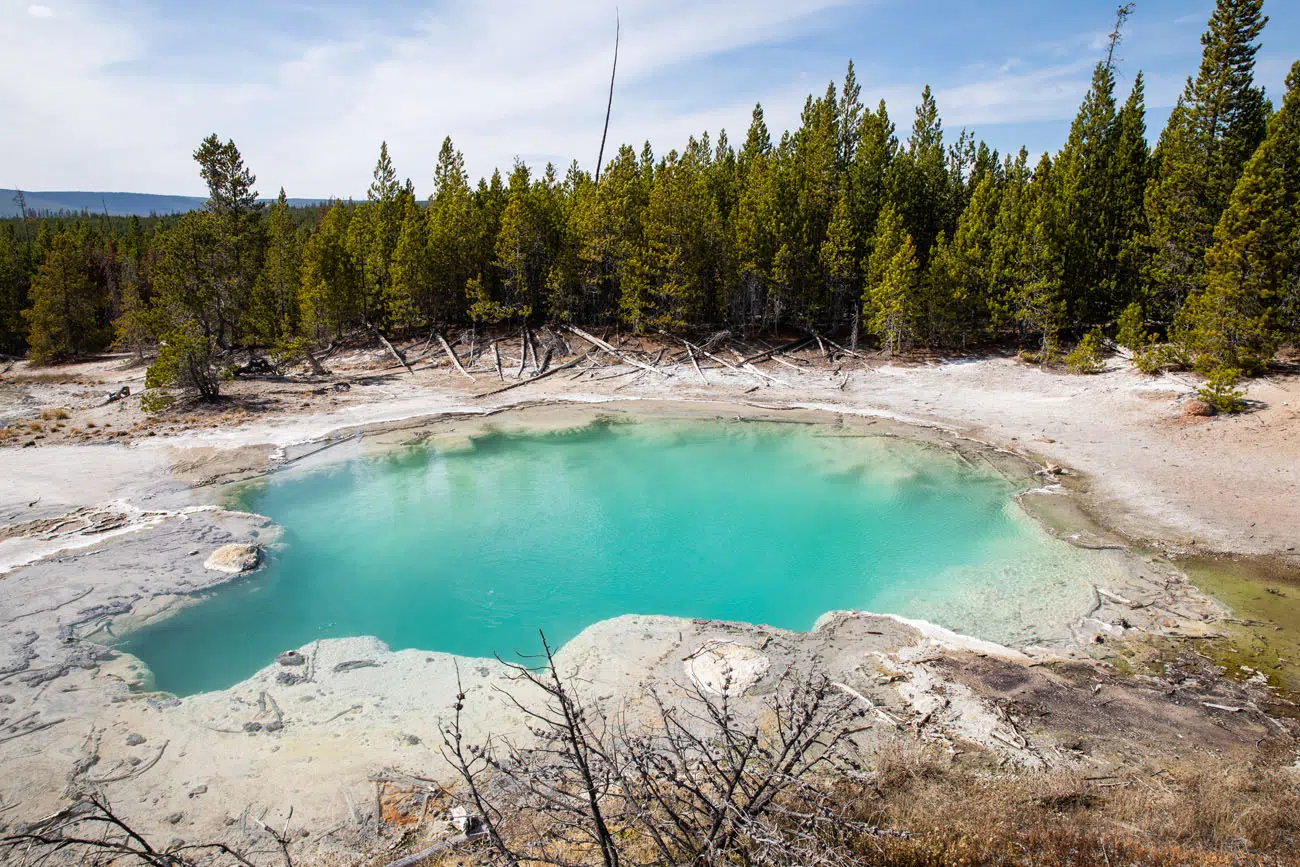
<box><xmin>3</xmin><ymin>0</ymin><xmax>1297</xmax><ymax>196</ymax></box>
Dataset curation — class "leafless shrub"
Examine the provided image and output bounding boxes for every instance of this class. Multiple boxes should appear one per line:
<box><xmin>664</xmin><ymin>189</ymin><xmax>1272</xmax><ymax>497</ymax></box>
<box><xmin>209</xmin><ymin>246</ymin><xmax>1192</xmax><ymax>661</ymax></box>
<box><xmin>0</xmin><ymin>791</ymin><xmax>285</xmax><ymax>866</ymax></box>
<box><xmin>440</xmin><ymin>633</ymin><xmax>871</xmax><ymax>866</ymax></box>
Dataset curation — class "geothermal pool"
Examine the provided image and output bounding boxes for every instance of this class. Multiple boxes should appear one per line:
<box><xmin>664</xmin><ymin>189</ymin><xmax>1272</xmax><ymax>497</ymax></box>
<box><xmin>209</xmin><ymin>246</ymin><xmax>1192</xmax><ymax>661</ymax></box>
<box><xmin>121</xmin><ymin>419</ymin><xmax>1117</xmax><ymax>695</ymax></box>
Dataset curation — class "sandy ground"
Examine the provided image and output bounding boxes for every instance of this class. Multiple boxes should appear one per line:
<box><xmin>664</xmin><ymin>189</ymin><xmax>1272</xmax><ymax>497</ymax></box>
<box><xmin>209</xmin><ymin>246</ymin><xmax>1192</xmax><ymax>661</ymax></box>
<box><xmin>0</xmin><ymin>340</ymin><xmax>1297</xmax><ymax>861</ymax></box>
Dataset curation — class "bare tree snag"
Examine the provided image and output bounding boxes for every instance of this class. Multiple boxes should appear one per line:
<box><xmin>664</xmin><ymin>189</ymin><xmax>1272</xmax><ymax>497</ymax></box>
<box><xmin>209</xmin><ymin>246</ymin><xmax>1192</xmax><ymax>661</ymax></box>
<box><xmin>594</xmin><ymin>10</ymin><xmax>620</xmax><ymax>185</ymax></box>
<box><xmin>492</xmin><ymin>342</ymin><xmax>504</xmax><ymax>381</ymax></box>
<box><xmin>437</xmin><ymin>331</ymin><xmax>475</xmax><ymax>382</ymax></box>
<box><xmin>366</xmin><ymin>322</ymin><xmax>413</xmax><ymax>375</ymax></box>
<box><xmin>474</xmin><ymin>353</ymin><xmax>591</xmax><ymax>399</ymax></box>
<box><xmin>686</xmin><ymin>342</ymin><xmax>707</xmax><ymax>385</ymax></box>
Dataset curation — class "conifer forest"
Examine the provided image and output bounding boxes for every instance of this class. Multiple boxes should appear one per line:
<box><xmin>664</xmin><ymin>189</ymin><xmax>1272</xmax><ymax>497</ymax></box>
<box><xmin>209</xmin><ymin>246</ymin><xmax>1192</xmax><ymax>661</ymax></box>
<box><xmin>2</xmin><ymin>0</ymin><xmax>1297</xmax><ymax>408</ymax></box>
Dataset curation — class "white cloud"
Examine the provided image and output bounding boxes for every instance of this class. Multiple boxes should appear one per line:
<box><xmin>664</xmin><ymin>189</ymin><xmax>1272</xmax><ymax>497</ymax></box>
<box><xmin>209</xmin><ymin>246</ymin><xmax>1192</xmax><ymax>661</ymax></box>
<box><xmin>26</xmin><ymin>4</ymin><xmax>54</xmax><ymax>18</ymax></box>
<box><xmin>0</xmin><ymin>0</ymin><xmax>853</xmax><ymax>195</ymax></box>
<box><xmin>5</xmin><ymin>0</ymin><xmax>1263</xmax><ymax>195</ymax></box>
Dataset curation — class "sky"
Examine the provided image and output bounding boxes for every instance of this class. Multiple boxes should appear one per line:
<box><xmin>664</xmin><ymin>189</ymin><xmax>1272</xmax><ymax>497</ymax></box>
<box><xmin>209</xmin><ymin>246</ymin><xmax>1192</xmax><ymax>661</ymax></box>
<box><xmin>3</xmin><ymin>0</ymin><xmax>1298</xmax><ymax>198</ymax></box>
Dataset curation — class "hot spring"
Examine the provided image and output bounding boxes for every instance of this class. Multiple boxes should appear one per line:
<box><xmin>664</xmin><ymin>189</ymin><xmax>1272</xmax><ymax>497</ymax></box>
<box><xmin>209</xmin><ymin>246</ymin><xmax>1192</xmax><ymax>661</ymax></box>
<box><xmin>121</xmin><ymin>416</ymin><xmax>1122</xmax><ymax>695</ymax></box>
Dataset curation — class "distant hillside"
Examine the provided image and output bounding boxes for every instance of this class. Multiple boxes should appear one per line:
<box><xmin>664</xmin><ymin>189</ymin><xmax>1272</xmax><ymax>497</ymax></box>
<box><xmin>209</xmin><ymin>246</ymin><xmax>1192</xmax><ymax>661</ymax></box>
<box><xmin>0</xmin><ymin>189</ymin><xmax>327</xmax><ymax>218</ymax></box>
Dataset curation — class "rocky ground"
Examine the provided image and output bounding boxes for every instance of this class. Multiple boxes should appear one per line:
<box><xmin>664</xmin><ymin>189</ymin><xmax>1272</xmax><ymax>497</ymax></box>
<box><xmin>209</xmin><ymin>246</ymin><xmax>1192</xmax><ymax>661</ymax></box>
<box><xmin>0</xmin><ymin>337</ymin><xmax>1297</xmax><ymax>864</ymax></box>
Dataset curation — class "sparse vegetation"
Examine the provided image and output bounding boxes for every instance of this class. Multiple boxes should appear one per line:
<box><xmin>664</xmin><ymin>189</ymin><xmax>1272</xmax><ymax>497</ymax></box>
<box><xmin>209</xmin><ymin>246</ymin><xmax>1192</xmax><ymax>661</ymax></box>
<box><xmin>1064</xmin><ymin>327</ymin><xmax>1107</xmax><ymax>373</ymax></box>
<box><xmin>1198</xmin><ymin>368</ymin><xmax>1248</xmax><ymax>414</ymax></box>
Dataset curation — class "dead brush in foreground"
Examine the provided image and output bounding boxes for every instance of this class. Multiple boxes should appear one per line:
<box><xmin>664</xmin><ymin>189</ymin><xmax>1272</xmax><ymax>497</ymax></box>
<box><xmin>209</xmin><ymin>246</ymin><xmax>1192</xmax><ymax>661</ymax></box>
<box><xmin>431</xmin><ymin>636</ymin><xmax>1300</xmax><ymax>867</ymax></box>
<box><xmin>423</xmin><ymin>749</ymin><xmax>1300</xmax><ymax>866</ymax></box>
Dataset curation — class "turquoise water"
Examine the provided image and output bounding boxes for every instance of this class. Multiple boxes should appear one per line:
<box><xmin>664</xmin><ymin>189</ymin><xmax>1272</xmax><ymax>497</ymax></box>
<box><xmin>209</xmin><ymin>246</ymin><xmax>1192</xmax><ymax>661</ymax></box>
<box><xmin>120</xmin><ymin>419</ymin><xmax>1105</xmax><ymax>695</ymax></box>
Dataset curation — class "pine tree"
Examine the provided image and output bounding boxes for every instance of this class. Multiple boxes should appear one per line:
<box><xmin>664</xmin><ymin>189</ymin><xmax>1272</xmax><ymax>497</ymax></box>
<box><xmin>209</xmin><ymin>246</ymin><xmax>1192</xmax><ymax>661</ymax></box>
<box><xmin>1054</xmin><ymin>58</ymin><xmax>1120</xmax><ymax>328</ymax></box>
<box><xmin>819</xmin><ymin>188</ymin><xmax>859</xmax><ymax>343</ymax></box>
<box><xmin>988</xmin><ymin>148</ymin><xmax>1034</xmax><ymax>328</ymax></box>
<box><xmin>892</xmin><ymin>86</ymin><xmax>949</xmax><ymax>264</ymax></box>
<box><xmin>249</xmin><ymin>188</ymin><xmax>301</xmax><ymax>343</ymax></box>
<box><xmin>926</xmin><ymin>171</ymin><xmax>1001</xmax><ymax>345</ymax></box>
<box><xmin>847</xmin><ymin>101</ymin><xmax>898</xmax><ymax>276</ymax></box>
<box><xmin>493</xmin><ymin>161</ymin><xmax>544</xmax><ymax>321</ymax></box>
<box><xmin>194</xmin><ymin>134</ymin><xmax>260</xmax><ymax>217</ymax></box>
<box><xmin>22</xmin><ymin>230</ymin><xmax>103</xmax><ymax>364</ymax></box>
<box><xmin>151</xmin><ymin>211</ymin><xmax>224</xmax><ymax>342</ymax></box>
<box><xmin>1179</xmin><ymin>60</ymin><xmax>1300</xmax><ymax>374</ymax></box>
<box><xmin>191</xmin><ymin>134</ymin><xmax>265</xmax><ymax>348</ymax></box>
<box><xmin>0</xmin><ymin>223</ymin><xmax>28</xmax><ymax>355</ymax></box>
<box><xmin>863</xmin><ymin>205</ymin><xmax>919</xmax><ymax>353</ymax></box>
<box><xmin>623</xmin><ymin>146</ymin><xmax>721</xmax><ymax>332</ymax></box>
<box><xmin>353</xmin><ymin>142</ymin><xmax>404</xmax><ymax>328</ymax></box>
<box><xmin>429</xmin><ymin>138</ymin><xmax>481</xmax><ymax>323</ymax></box>
<box><xmin>1113</xmin><ymin>72</ymin><xmax>1152</xmax><ymax>304</ymax></box>
<box><xmin>388</xmin><ymin>194</ymin><xmax>432</xmax><ymax>329</ymax></box>
<box><xmin>837</xmin><ymin>61</ymin><xmax>864</xmax><ymax>169</ymax></box>
<box><xmin>300</xmin><ymin>203</ymin><xmax>360</xmax><ymax>338</ymax></box>
<box><xmin>1016</xmin><ymin>154</ymin><xmax>1067</xmax><ymax>357</ymax></box>
<box><xmin>1144</xmin><ymin>0</ymin><xmax>1269</xmax><ymax>326</ymax></box>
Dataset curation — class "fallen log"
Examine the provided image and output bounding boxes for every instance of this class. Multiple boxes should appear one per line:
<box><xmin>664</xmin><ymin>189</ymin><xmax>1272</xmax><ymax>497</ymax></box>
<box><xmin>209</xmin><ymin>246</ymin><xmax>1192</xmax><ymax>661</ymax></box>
<box><xmin>731</xmin><ymin>349</ymin><xmax>790</xmax><ymax>386</ymax></box>
<box><xmin>736</xmin><ymin>336</ymin><xmax>815</xmax><ymax>366</ymax></box>
<box><xmin>656</xmin><ymin>329</ymin><xmax>764</xmax><ymax>384</ymax></box>
<box><xmin>816</xmin><ymin>332</ymin><xmax>865</xmax><ymax>359</ymax></box>
<box><xmin>384</xmin><ymin>830</ymin><xmax>487</xmax><ymax>867</ymax></box>
<box><xmin>437</xmin><ymin>331</ymin><xmax>475</xmax><ymax>382</ymax></box>
<box><xmin>474</xmin><ymin>353</ymin><xmax>591</xmax><ymax>399</ymax></box>
<box><xmin>367</xmin><ymin>322</ymin><xmax>413</xmax><ymax>375</ymax></box>
<box><xmin>564</xmin><ymin>324</ymin><xmax>671</xmax><ymax>377</ymax></box>
<box><xmin>102</xmin><ymin>386</ymin><xmax>131</xmax><ymax>405</ymax></box>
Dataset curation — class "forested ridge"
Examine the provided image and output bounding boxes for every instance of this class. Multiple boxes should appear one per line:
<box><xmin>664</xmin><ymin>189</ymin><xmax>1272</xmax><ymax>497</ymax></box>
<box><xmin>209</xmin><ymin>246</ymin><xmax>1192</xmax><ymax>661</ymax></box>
<box><xmin>2</xmin><ymin>0</ymin><xmax>1297</xmax><ymax>409</ymax></box>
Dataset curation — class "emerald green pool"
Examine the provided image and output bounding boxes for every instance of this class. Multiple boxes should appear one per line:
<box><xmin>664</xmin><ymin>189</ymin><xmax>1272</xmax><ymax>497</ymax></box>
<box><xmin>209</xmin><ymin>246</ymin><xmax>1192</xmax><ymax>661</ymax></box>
<box><xmin>121</xmin><ymin>419</ymin><xmax>1111</xmax><ymax>695</ymax></box>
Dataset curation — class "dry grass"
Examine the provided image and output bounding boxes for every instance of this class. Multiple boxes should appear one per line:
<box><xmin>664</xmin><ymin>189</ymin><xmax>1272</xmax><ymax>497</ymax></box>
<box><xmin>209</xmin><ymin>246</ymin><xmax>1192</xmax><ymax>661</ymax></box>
<box><xmin>39</xmin><ymin>408</ymin><xmax>70</xmax><ymax>421</ymax></box>
<box><xmin>417</xmin><ymin>747</ymin><xmax>1300</xmax><ymax>867</ymax></box>
<box><xmin>841</xmin><ymin>745</ymin><xmax>1300</xmax><ymax>866</ymax></box>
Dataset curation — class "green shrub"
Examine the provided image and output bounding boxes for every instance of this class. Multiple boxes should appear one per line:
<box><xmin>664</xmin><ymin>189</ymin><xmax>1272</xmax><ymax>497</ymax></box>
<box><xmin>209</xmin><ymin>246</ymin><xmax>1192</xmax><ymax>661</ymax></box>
<box><xmin>1064</xmin><ymin>328</ymin><xmax>1107</xmax><ymax>374</ymax></box>
<box><xmin>1133</xmin><ymin>342</ymin><xmax>1194</xmax><ymax>375</ymax></box>
<box><xmin>1197</xmin><ymin>368</ymin><xmax>1247</xmax><ymax>414</ymax></box>
<box><xmin>1116</xmin><ymin>302</ymin><xmax>1155</xmax><ymax>351</ymax></box>
<box><xmin>142</xmin><ymin>322</ymin><xmax>224</xmax><ymax>411</ymax></box>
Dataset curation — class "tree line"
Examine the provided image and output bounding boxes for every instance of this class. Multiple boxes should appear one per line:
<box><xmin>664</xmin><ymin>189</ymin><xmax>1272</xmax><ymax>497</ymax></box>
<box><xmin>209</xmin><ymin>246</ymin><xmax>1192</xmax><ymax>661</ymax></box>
<box><xmin>1</xmin><ymin>0</ymin><xmax>1296</xmax><ymax>406</ymax></box>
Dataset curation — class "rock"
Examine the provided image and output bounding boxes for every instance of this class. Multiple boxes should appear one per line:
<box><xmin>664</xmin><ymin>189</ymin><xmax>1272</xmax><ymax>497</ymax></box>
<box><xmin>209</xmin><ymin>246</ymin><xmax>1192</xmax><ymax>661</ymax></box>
<box><xmin>188</xmin><ymin>785</ymin><xmax>207</xmax><ymax>798</ymax></box>
<box><xmin>243</xmin><ymin>721</ymin><xmax>263</xmax><ymax>733</ymax></box>
<box><xmin>333</xmin><ymin>659</ymin><xmax>378</xmax><ymax>673</ymax></box>
<box><xmin>264</xmin><ymin>720</ymin><xmax>283</xmax><ymax>733</ymax></box>
<box><xmin>1182</xmin><ymin>399</ymin><xmax>1217</xmax><ymax>418</ymax></box>
<box><xmin>277</xmin><ymin>651</ymin><xmax>306</xmax><ymax>667</ymax></box>
<box><xmin>683</xmin><ymin>641</ymin><xmax>771</xmax><ymax>697</ymax></box>
<box><xmin>125</xmin><ymin>733</ymin><xmax>146</xmax><ymax>746</ymax></box>
<box><xmin>276</xmin><ymin>671</ymin><xmax>306</xmax><ymax>685</ymax></box>
<box><xmin>450</xmin><ymin>805</ymin><xmax>481</xmax><ymax>834</ymax></box>
<box><xmin>166</xmin><ymin>813</ymin><xmax>183</xmax><ymax>825</ymax></box>
<box><xmin>401</xmin><ymin>733</ymin><xmax>421</xmax><ymax>746</ymax></box>
<box><xmin>0</xmin><ymin>694</ymin><xmax>14</xmax><ymax>705</ymax></box>
<box><xmin>203</xmin><ymin>544</ymin><xmax>260</xmax><ymax>574</ymax></box>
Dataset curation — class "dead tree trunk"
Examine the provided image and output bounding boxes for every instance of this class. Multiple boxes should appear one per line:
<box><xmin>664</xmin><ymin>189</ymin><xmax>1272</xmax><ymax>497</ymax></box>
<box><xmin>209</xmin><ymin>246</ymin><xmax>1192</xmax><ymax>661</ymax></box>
<box><xmin>437</xmin><ymin>331</ymin><xmax>475</xmax><ymax>382</ymax></box>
